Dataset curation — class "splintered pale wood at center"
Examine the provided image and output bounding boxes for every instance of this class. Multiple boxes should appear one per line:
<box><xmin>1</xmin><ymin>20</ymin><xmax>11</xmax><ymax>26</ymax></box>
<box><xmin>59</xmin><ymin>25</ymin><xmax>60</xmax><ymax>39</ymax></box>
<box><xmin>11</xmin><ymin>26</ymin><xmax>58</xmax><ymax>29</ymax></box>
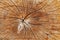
<box><xmin>0</xmin><ymin>0</ymin><xmax>60</xmax><ymax>40</ymax></box>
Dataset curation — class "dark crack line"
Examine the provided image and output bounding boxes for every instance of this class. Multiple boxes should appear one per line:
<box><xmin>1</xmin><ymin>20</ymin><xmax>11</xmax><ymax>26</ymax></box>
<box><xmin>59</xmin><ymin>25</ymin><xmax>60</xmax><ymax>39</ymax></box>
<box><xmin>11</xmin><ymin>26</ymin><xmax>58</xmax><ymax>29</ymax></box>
<box><xmin>24</xmin><ymin>0</ymin><xmax>47</xmax><ymax>20</ymax></box>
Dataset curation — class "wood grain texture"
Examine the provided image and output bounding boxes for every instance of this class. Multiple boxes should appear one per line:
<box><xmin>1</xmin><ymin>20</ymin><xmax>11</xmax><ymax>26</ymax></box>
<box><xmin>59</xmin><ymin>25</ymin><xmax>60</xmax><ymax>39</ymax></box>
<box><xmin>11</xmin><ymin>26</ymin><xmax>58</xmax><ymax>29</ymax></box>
<box><xmin>0</xmin><ymin>0</ymin><xmax>60</xmax><ymax>40</ymax></box>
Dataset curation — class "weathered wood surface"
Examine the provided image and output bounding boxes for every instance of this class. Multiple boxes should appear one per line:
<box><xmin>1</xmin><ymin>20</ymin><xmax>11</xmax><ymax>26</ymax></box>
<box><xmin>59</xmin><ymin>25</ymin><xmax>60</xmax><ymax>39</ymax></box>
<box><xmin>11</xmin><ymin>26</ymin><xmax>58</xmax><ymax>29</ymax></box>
<box><xmin>0</xmin><ymin>0</ymin><xmax>60</xmax><ymax>40</ymax></box>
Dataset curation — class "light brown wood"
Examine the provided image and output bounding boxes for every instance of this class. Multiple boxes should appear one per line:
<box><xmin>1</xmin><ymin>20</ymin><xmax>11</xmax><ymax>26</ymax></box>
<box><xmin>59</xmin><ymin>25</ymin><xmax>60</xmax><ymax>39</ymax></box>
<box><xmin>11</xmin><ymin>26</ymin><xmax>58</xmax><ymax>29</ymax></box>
<box><xmin>0</xmin><ymin>0</ymin><xmax>60</xmax><ymax>40</ymax></box>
